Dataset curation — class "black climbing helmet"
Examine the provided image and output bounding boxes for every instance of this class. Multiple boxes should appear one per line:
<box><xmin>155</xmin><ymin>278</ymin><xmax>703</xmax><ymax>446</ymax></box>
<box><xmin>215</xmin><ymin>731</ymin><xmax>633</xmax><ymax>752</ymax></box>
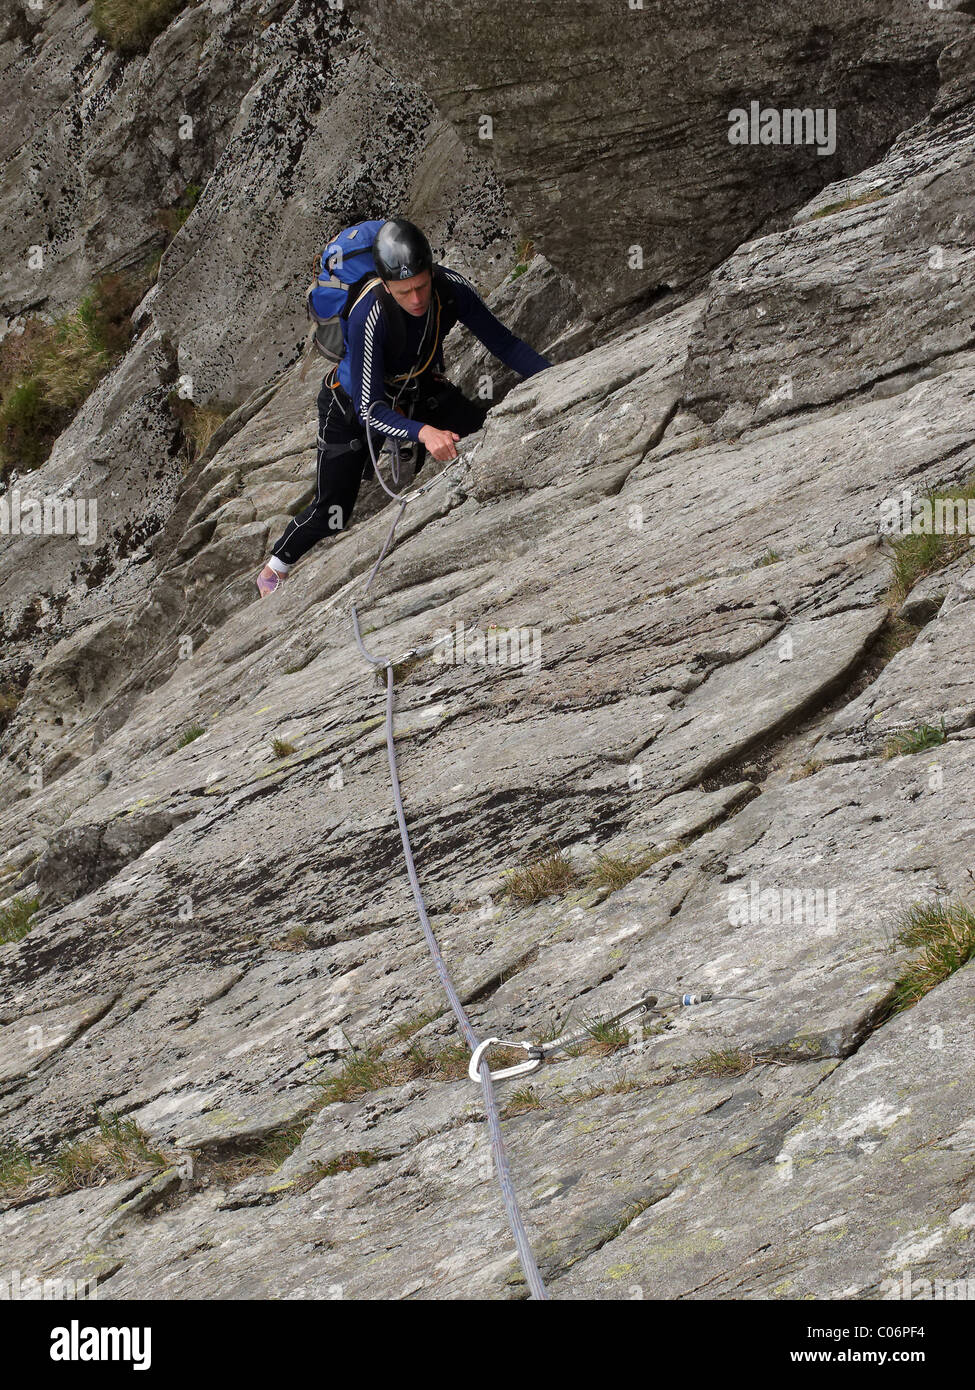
<box><xmin>373</xmin><ymin>218</ymin><xmax>433</xmax><ymax>282</ymax></box>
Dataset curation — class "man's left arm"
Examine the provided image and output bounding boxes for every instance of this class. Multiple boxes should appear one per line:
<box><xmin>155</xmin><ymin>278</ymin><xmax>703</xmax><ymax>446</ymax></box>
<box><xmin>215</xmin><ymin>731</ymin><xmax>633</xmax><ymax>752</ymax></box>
<box><xmin>441</xmin><ymin>269</ymin><xmax>552</xmax><ymax>377</ymax></box>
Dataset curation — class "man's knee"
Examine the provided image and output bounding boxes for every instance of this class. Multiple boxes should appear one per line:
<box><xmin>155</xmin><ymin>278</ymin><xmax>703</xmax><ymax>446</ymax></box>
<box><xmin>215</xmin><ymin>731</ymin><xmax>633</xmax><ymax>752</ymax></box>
<box><xmin>454</xmin><ymin>400</ymin><xmax>488</xmax><ymax>439</ymax></box>
<box><xmin>466</xmin><ymin>400</ymin><xmax>489</xmax><ymax>434</ymax></box>
<box><xmin>424</xmin><ymin>381</ymin><xmax>487</xmax><ymax>438</ymax></box>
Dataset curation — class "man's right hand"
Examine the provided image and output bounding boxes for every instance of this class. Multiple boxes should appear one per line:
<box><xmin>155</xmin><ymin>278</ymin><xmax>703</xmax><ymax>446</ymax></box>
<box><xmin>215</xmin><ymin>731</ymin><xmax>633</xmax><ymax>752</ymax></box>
<box><xmin>418</xmin><ymin>424</ymin><xmax>461</xmax><ymax>462</ymax></box>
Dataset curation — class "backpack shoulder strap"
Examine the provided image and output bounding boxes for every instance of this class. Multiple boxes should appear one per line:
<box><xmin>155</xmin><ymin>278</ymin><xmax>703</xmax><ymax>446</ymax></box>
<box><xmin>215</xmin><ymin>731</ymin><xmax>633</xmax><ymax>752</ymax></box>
<box><xmin>343</xmin><ymin>275</ymin><xmax>408</xmax><ymax>365</ymax></box>
<box><xmin>344</xmin><ymin>275</ymin><xmax>384</xmax><ymax>319</ymax></box>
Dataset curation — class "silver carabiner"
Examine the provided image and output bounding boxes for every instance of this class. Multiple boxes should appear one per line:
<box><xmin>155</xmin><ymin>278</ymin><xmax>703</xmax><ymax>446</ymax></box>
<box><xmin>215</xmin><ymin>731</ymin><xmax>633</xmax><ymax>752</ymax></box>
<box><xmin>468</xmin><ymin>1037</ymin><xmax>544</xmax><ymax>1084</ymax></box>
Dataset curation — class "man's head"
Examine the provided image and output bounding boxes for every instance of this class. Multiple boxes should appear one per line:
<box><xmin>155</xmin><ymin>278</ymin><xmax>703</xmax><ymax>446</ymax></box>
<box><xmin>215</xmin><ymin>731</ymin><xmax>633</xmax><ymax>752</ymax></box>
<box><xmin>374</xmin><ymin>218</ymin><xmax>433</xmax><ymax>317</ymax></box>
<box><xmin>385</xmin><ymin>269</ymin><xmax>432</xmax><ymax>317</ymax></box>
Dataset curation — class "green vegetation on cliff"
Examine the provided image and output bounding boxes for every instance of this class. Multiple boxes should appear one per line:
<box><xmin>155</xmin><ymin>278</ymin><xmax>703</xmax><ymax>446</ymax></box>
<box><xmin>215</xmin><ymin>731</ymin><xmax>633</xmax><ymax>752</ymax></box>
<box><xmin>0</xmin><ymin>272</ymin><xmax>146</xmax><ymax>482</ymax></box>
<box><xmin>91</xmin><ymin>0</ymin><xmax>189</xmax><ymax>53</ymax></box>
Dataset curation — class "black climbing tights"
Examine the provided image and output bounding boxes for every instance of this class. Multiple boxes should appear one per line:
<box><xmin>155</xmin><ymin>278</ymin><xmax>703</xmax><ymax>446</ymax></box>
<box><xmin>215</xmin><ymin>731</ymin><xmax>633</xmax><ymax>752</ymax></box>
<box><xmin>270</xmin><ymin>375</ymin><xmax>488</xmax><ymax>567</ymax></box>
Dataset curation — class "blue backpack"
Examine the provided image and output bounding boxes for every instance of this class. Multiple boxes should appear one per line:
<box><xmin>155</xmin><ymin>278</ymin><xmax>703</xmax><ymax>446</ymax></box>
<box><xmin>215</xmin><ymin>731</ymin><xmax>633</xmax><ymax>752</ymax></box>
<box><xmin>305</xmin><ymin>219</ymin><xmax>387</xmax><ymax>367</ymax></box>
<box><xmin>302</xmin><ymin>219</ymin><xmax>458</xmax><ymax>383</ymax></box>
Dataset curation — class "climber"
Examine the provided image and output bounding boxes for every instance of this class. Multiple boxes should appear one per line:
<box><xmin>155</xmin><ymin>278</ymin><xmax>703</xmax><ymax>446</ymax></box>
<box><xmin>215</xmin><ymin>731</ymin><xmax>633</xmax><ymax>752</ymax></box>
<box><xmin>257</xmin><ymin>218</ymin><xmax>552</xmax><ymax>594</ymax></box>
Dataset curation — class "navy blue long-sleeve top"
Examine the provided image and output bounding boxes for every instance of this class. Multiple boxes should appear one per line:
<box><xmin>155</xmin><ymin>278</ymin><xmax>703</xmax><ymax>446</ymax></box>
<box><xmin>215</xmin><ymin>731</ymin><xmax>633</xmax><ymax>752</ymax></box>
<box><xmin>336</xmin><ymin>266</ymin><xmax>552</xmax><ymax>442</ymax></box>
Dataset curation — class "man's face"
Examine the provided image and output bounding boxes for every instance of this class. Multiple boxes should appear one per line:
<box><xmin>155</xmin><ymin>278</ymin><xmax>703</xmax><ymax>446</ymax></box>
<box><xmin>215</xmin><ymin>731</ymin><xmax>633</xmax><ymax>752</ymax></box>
<box><xmin>384</xmin><ymin>269</ymin><xmax>432</xmax><ymax>317</ymax></box>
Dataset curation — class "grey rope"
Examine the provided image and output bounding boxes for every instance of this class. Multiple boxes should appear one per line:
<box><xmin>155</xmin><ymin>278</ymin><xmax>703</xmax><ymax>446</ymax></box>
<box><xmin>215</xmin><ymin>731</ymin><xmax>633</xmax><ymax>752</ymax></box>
<box><xmin>349</xmin><ymin>437</ymin><xmax>549</xmax><ymax>1300</ymax></box>
<box><xmin>348</xmin><ymin>420</ymin><xmax>747</xmax><ymax>1299</ymax></box>
<box><xmin>364</xmin><ymin>299</ymin><xmax>432</xmax><ymax>500</ymax></box>
<box><xmin>364</xmin><ymin>499</ymin><xmax>408</xmax><ymax>593</ymax></box>
<box><xmin>349</xmin><ymin>392</ymin><xmax>735</xmax><ymax>1296</ymax></box>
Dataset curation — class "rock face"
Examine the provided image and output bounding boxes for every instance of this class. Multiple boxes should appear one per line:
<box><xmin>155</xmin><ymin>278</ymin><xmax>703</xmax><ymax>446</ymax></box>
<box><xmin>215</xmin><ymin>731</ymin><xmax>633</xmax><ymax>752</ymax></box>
<box><xmin>3</xmin><ymin>5</ymin><xmax>975</xmax><ymax>1303</ymax></box>
<box><xmin>357</xmin><ymin>0</ymin><xmax>971</xmax><ymax>318</ymax></box>
<box><xmin>0</xmin><ymin>0</ymin><xmax>523</xmax><ymax>721</ymax></box>
<box><xmin>683</xmin><ymin>102</ymin><xmax>975</xmax><ymax>432</ymax></box>
<box><xmin>2</xmin><ymin>0</ymin><xmax>256</xmax><ymax>326</ymax></box>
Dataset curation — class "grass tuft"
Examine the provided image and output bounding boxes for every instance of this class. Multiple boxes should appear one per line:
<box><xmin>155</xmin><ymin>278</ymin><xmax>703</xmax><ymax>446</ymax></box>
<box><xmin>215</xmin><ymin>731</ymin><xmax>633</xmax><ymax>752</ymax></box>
<box><xmin>883</xmin><ymin>719</ymin><xmax>947</xmax><ymax>759</ymax></box>
<box><xmin>810</xmin><ymin>189</ymin><xmax>888</xmax><ymax>220</ymax></box>
<box><xmin>888</xmin><ymin>477</ymin><xmax>975</xmax><ymax>600</ymax></box>
<box><xmin>315</xmin><ymin>1150</ymin><xmax>378</xmax><ymax>1178</ymax></box>
<box><xmin>169</xmin><ymin>397</ymin><xmax>232</xmax><ymax>471</ymax></box>
<box><xmin>91</xmin><ymin>0</ymin><xmax>188</xmax><ymax>53</ymax></box>
<box><xmin>585</xmin><ymin>847</ymin><xmax>675</xmax><ymax>892</ymax></box>
<box><xmin>502</xmin><ymin>846</ymin><xmax>580</xmax><ymax>905</ymax></box>
<box><xmin>393</xmin><ymin>1010</ymin><xmax>438</xmax><ymax>1040</ymax></box>
<box><xmin>403</xmin><ymin>1041</ymin><xmax>473</xmax><ymax>1083</ymax></box>
<box><xmin>289</xmin><ymin>1151</ymin><xmax>379</xmax><ymax>1193</ymax></box>
<box><xmin>609</xmin><ymin>1195</ymin><xmax>657</xmax><ymax>1239</ymax></box>
<box><xmin>52</xmin><ymin>1114</ymin><xmax>168</xmax><ymax>1190</ymax></box>
<box><xmin>319</xmin><ymin>1044</ymin><xmax>390</xmax><ymax>1104</ymax></box>
<box><xmin>510</xmin><ymin>236</ymin><xmax>535</xmax><ymax>280</ymax></box>
<box><xmin>1</xmin><ymin>1113</ymin><xmax>168</xmax><ymax>1201</ymax></box>
<box><xmin>250</xmin><ymin>1126</ymin><xmax>306</xmax><ymax>1170</ymax></box>
<box><xmin>789</xmin><ymin>759</ymin><xmax>823</xmax><ymax>782</ymax></box>
<box><xmin>890</xmin><ymin>898</ymin><xmax>975</xmax><ymax>1013</ymax></box>
<box><xmin>582</xmin><ymin>1017</ymin><xmax>631</xmax><ymax>1055</ymax></box>
<box><xmin>377</xmin><ymin>651</ymin><xmax>429</xmax><ymax>685</ymax></box>
<box><xmin>312</xmin><ymin>1039</ymin><xmax>474</xmax><ymax>1104</ymax></box>
<box><xmin>0</xmin><ymin>271</ymin><xmax>150</xmax><ymax>481</ymax></box>
<box><xmin>318</xmin><ymin>1036</ymin><xmax>524</xmax><ymax>1105</ymax></box>
<box><xmin>0</xmin><ymin>895</ymin><xmax>38</xmax><ymax>944</ymax></box>
<box><xmin>0</xmin><ymin>684</ymin><xmax>22</xmax><ymax>734</ymax></box>
<box><xmin>272</xmin><ymin>738</ymin><xmax>296</xmax><ymax>759</ymax></box>
<box><xmin>872</xmin><ymin>617</ymin><xmax>921</xmax><ymax>664</ymax></box>
<box><xmin>175</xmin><ymin>723</ymin><xmax>206</xmax><ymax>750</ymax></box>
<box><xmin>270</xmin><ymin>925</ymin><xmax>312</xmax><ymax>952</ymax></box>
<box><xmin>502</xmin><ymin>1086</ymin><xmax>543</xmax><ymax>1117</ymax></box>
<box><xmin>685</xmin><ymin>1047</ymin><xmax>755</xmax><ymax>1078</ymax></box>
<box><xmin>207</xmin><ymin>1124</ymin><xmax>311</xmax><ymax>1186</ymax></box>
<box><xmin>0</xmin><ymin>1142</ymin><xmax>38</xmax><ymax>1194</ymax></box>
<box><xmin>154</xmin><ymin>184</ymin><xmax>202</xmax><ymax>241</ymax></box>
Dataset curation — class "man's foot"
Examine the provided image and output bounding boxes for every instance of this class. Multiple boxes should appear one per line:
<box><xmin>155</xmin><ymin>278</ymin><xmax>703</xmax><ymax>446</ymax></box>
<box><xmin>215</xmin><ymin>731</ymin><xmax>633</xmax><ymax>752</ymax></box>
<box><xmin>257</xmin><ymin>564</ymin><xmax>289</xmax><ymax>597</ymax></box>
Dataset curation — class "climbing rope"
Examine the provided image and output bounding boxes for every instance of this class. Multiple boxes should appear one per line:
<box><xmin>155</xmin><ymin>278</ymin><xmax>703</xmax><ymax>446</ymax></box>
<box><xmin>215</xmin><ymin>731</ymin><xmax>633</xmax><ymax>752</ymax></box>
<box><xmin>347</xmin><ymin>419</ymin><xmax>737</xmax><ymax>1298</ymax></box>
<box><xmin>349</xmin><ymin>418</ymin><xmax>551</xmax><ymax>1298</ymax></box>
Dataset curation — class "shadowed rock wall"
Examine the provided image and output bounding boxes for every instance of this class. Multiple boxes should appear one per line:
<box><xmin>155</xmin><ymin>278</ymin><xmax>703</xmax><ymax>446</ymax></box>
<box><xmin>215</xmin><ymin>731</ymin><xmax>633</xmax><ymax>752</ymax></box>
<box><xmin>356</xmin><ymin>0</ymin><xmax>970</xmax><ymax>318</ymax></box>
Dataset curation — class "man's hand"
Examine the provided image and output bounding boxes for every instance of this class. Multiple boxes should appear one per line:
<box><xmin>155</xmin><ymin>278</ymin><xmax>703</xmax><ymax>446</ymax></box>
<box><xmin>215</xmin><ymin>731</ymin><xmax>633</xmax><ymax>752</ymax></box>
<box><xmin>418</xmin><ymin>424</ymin><xmax>461</xmax><ymax>462</ymax></box>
